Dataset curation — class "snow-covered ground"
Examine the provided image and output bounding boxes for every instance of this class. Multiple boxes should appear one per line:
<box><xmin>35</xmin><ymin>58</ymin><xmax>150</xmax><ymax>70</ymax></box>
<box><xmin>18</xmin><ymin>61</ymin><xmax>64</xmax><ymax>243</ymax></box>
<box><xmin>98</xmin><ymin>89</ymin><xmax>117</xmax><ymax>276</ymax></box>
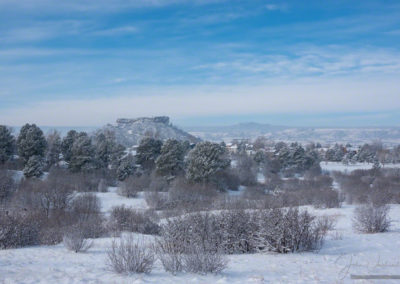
<box><xmin>95</xmin><ymin>187</ymin><xmax>148</xmax><ymax>214</ymax></box>
<box><xmin>320</xmin><ymin>161</ymin><xmax>400</xmax><ymax>173</ymax></box>
<box><xmin>1</xmin><ymin>202</ymin><xmax>400</xmax><ymax>283</ymax></box>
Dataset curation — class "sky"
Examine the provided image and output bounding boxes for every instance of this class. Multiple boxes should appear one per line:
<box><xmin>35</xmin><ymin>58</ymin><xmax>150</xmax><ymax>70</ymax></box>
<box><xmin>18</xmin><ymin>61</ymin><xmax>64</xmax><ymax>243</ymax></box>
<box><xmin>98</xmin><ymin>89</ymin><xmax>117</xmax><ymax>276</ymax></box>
<box><xmin>0</xmin><ymin>0</ymin><xmax>400</xmax><ymax>127</ymax></box>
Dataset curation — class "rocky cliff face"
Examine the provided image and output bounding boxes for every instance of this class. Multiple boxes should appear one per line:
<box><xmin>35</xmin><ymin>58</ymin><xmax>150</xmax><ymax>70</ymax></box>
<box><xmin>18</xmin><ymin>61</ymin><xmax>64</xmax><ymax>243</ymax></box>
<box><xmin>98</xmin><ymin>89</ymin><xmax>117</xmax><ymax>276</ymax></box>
<box><xmin>105</xmin><ymin>116</ymin><xmax>199</xmax><ymax>147</ymax></box>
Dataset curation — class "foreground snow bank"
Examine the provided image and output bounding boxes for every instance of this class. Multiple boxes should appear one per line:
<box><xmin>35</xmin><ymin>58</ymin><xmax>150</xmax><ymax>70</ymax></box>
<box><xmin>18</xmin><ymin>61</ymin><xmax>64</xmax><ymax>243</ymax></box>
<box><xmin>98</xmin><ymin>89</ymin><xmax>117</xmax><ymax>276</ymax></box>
<box><xmin>1</xmin><ymin>205</ymin><xmax>400</xmax><ymax>283</ymax></box>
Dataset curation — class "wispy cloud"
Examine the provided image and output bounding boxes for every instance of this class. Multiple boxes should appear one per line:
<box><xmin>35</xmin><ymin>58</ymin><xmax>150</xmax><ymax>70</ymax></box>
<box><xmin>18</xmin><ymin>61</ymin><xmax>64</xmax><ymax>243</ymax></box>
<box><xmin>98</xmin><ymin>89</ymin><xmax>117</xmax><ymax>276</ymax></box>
<box><xmin>0</xmin><ymin>0</ymin><xmax>225</xmax><ymax>12</ymax></box>
<box><xmin>91</xmin><ymin>26</ymin><xmax>139</xmax><ymax>36</ymax></box>
<box><xmin>193</xmin><ymin>46</ymin><xmax>400</xmax><ymax>78</ymax></box>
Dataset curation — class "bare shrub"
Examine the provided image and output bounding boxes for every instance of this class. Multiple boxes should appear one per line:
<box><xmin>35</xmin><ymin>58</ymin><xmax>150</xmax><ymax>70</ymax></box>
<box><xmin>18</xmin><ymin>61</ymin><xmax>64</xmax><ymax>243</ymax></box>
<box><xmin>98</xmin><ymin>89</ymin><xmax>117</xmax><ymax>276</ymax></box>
<box><xmin>353</xmin><ymin>204</ymin><xmax>391</xmax><ymax>233</ymax></box>
<box><xmin>258</xmin><ymin>208</ymin><xmax>328</xmax><ymax>253</ymax></box>
<box><xmin>63</xmin><ymin>226</ymin><xmax>93</xmax><ymax>253</ymax></box>
<box><xmin>145</xmin><ymin>191</ymin><xmax>168</xmax><ymax>210</ymax></box>
<box><xmin>107</xmin><ymin>235</ymin><xmax>154</xmax><ymax>274</ymax></box>
<box><xmin>312</xmin><ymin>189</ymin><xmax>340</xmax><ymax>209</ymax></box>
<box><xmin>69</xmin><ymin>193</ymin><xmax>105</xmax><ymax>238</ymax></box>
<box><xmin>0</xmin><ymin>170</ymin><xmax>16</xmax><ymax>202</ymax></box>
<box><xmin>167</xmin><ymin>177</ymin><xmax>218</xmax><ymax>211</ymax></box>
<box><xmin>182</xmin><ymin>245</ymin><xmax>228</xmax><ymax>274</ymax></box>
<box><xmin>119</xmin><ymin>175</ymin><xmax>150</xmax><ymax>198</ymax></box>
<box><xmin>0</xmin><ymin>211</ymin><xmax>40</xmax><ymax>249</ymax></box>
<box><xmin>148</xmin><ymin>176</ymin><xmax>169</xmax><ymax>192</ymax></box>
<box><xmin>108</xmin><ymin>206</ymin><xmax>160</xmax><ymax>235</ymax></box>
<box><xmin>160</xmin><ymin>208</ymin><xmax>328</xmax><ymax>255</ymax></box>
<box><xmin>97</xmin><ymin>178</ymin><xmax>108</xmax><ymax>192</ymax></box>
<box><xmin>316</xmin><ymin>215</ymin><xmax>337</xmax><ymax>233</ymax></box>
<box><xmin>155</xmin><ymin>237</ymin><xmax>183</xmax><ymax>274</ymax></box>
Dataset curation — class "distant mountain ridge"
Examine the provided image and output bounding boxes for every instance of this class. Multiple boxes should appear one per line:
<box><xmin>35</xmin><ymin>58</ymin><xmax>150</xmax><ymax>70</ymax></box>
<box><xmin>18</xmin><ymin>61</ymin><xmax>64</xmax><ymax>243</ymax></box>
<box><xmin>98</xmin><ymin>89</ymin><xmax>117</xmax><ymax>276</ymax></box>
<box><xmin>185</xmin><ymin>122</ymin><xmax>400</xmax><ymax>146</ymax></box>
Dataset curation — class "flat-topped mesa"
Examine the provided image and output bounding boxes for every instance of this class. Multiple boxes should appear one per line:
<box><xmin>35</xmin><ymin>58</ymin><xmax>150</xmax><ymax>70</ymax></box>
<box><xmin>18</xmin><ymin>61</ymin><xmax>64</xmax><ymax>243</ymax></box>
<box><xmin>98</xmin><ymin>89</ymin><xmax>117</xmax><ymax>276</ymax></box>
<box><xmin>116</xmin><ymin>116</ymin><xmax>170</xmax><ymax>126</ymax></box>
<box><xmin>107</xmin><ymin>116</ymin><xmax>199</xmax><ymax>147</ymax></box>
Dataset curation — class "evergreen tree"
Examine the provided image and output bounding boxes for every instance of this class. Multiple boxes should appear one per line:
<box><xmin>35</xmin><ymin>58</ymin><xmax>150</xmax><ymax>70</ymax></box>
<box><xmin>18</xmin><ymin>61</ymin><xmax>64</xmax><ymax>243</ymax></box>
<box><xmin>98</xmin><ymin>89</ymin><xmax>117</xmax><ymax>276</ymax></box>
<box><xmin>17</xmin><ymin>123</ymin><xmax>46</xmax><ymax>164</ymax></box>
<box><xmin>68</xmin><ymin>132</ymin><xmax>95</xmax><ymax>172</ymax></box>
<box><xmin>94</xmin><ymin>130</ymin><xmax>125</xmax><ymax>169</ymax></box>
<box><xmin>155</xmin><ymin>139</ymin><xmax>185</xmax><ymax>178</ymax></box>
<box><xmin>186</xmin><ymin>141</ymin><xmax>230</xmax><ymax>184</ymax></box>
<box><xmin>136</xmin><ymin>137</ymin><xmax>162</xmax><ymax>171</ymax></box>
<box><xmin>116</xmin><ymin>154</ymin><xmax>135</xmax><ymax>181</ymax></box>
<box><xmin>23</xmin><ymin>155</ymin><xmax>44</xmax><ymax>178</ymax></box>
<box><xmin>0</xmin><ymin>125</ymin><xmax>15</xmax><ymax>164</ymax></box>
<box><xmin>61</xmin><ymin>130</ymin><xmax>77</xmax><ymax>162</ymax></box>
<box><xmin>45</xmin><ymin>130</ymin><xmax>61</xmax><ymax>168</ymax></box>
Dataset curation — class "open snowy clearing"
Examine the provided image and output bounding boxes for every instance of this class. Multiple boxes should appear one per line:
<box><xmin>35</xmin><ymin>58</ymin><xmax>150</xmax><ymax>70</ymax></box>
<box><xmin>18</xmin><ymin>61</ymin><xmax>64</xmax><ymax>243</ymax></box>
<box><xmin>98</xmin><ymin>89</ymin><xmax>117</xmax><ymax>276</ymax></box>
<box><xmin>1</xmin><ymin>204</ymin><xmax>400</xmax><ymax>283</ymax></box>
<box><xmin>94</xmin><ymin>187</ymin><xmax>148</xmax><ymax>214</ymax></box>
<box><xmin>320</xmin><ymin>161</ymin><xmax>400</xmax><ymax>173</ymax></box>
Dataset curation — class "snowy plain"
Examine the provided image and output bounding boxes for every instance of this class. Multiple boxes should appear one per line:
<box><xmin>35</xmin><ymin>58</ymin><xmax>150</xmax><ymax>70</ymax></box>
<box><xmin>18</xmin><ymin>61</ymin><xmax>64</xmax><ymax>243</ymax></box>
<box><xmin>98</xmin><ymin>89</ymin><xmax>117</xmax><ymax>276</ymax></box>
<box><xmin>2</xmin><ymin>164</ymin><xmax>400</xmax><ymax>283</ymax></box>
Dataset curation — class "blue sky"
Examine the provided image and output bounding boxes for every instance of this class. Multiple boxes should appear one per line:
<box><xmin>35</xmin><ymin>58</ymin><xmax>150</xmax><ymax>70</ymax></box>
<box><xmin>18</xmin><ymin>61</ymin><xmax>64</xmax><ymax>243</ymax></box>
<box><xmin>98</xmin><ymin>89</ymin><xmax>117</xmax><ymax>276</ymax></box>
<box><xmin>0</xmin><ymin>0</ymin><xmax>399</xmax><ymax>127</ymax></box>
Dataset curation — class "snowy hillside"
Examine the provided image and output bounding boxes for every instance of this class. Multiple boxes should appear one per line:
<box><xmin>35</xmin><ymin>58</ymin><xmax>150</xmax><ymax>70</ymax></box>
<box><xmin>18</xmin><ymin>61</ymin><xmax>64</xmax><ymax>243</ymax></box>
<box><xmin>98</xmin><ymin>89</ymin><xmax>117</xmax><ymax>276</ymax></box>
<box><xmin>104</xmin><ymin>117</ymin><xmax>200</xmax><ymax>147</ymax></box>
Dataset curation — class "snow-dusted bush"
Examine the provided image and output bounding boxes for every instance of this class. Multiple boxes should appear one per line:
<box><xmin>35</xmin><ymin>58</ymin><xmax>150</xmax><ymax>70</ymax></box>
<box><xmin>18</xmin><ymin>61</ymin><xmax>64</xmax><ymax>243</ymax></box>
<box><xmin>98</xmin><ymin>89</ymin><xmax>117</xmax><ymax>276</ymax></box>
<box><xmin>107</xmin><ymin>235</ymin><xmax>155</xmax><ymax>274</ymax></box>
<box><xmin>353</xmin><ymin>204</ymin><xmax>391</xmax><ymax>233</ymax></box>
<box><xmin>160</xmin><ymin>208</ymin><xmax>329</xmax><ymax>255</ymax></box>
<box><xmin>155</xmin><ymin>237</ymin><xmax>184</xmax><ymax>274</ymax></box>
<box><xmin>63</xmin><ymin>226</ymin><xmax>92</xmax><ymax>253</ymax></box>
<box><xmin>0</xmin><ymin>211</ymin><xmax>40</xmax><ymax>249</ymax></box>
<box><xmin>97</xmin><ymin>178</ymin><xmax>108</xmax><ymax>192</ymax></box>
<box><xmin>258</xmin><ymin>208</ymin><xmax>327</xmax><ymax>253</ymax></box>
<box><xmin>311</xmin><ymin>188</ymin><xmax>340</xmax><ymax>209</ymax></box>
<box><xmin>145</xmin><ymin>191</ymin><xmax>168</xmax><ymax>210</ymax></box>
<box><xmin>69</xmin><ymin>193</ymin><xmax>105</xmax><ymax>238</ymax></box>
<box><xmin>182</xmin><ymin>245</ymin><xmax>228</xmax><ymax>274</ymax></box>
<box><xmin>148</xmin><ymin>176</ymin><xmax>169</xmax><ymax>192</ymax></box>
<box><xmin>108</xmin><ymin>206</ymin><xmax>160</xmax><ymax>235</ymax></box>
<box><xmin>119</xmin><ymin>175</ymin><xmax>150</xmax><ymax>198</ymax></box>
<box><xmin>0</xmin><ymin>170</ymin><xmax>16</xmax><ymax>202</ymax></box>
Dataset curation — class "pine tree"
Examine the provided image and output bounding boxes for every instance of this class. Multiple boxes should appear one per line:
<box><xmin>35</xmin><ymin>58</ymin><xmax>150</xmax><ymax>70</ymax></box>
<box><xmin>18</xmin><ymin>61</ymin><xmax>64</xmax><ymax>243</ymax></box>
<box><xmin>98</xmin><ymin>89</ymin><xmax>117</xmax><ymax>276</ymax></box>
<box><xmin>45</xmin><ymin>130</ymin><xmax>61</xmax><ymax>168</ymax></box>
<box><xmin>186</xmin><ymin>141</ymin><xmax>230</xmax><ymax>184</ymax></box>
<box><xmin>0</xmin><ymin>125</ymin><xmax>15</xmax><ymax>164</ymax></box>
<box><xmin>155</xmin><ymin>139</ymin><xmax>185</xmax><ymax>178</ymax></box>
<box><xmin>136</xmin><ymin>137</ymin><xmax>162</xmax><ymax>171</ymax></box>
<box><xmin>61</xmin><ymin>130</ymin><xmax>78</xmax><ymax>162</ymax></box>
<box><xmin>93</xmin><ymin>130</ymin><xmax>125</xmax><ymax>169</ymax></box>
<box><xmin>17</xmin><ymin>123</ymin><xmax>46</xmax><ymax>165</ymax></box>
<box><xmin>116</xmin><ymin>154</ymin><xmax>135</xmax><ymax>181</ymax></box>
<box><xmin>23</xmin><ymin>155</ymin><xmax>44</xmax><ymax>178</ymax></box>
<box><xmin>68</xmin><ymin>132</ymin><xmax>95</xmax><ymax>172</ymax></box>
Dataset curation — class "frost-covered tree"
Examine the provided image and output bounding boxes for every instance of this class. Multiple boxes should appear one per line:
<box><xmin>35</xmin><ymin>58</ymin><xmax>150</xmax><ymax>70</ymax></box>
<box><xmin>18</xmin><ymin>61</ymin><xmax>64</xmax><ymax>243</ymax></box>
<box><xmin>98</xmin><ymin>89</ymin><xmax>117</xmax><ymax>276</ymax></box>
<box><xmin>136</xmin><ymin>137</ymin><xmax>162</xmax><ymax>171</ymax></box>
<box><xmin>0</xmin><ymin>170</ymin><xmax>15</xmax><ymax>201</ymax></box>
<box><xmin>155</xmin><ymin>139</ymin><xmax>185</xmax><ymax>178</ymax></box>
<box><xmin>61</xmin><ymin>130</ymin><xmax>78</xmax><ymax>162</ymax></box>
<box><xmin>94</xmin><ymin>130</ymin><xmax>125</xmax><ymax>169</ymax></box>
<box><xmin>235</xmin><ymin>153</ymin><xmax>257</xmax><ymax>186</ymax></box>
<box><xmin>23</xmin><ymin>155</ymin><xmax>44</xmax><ymax>178</ymax></box>
<box><xmin>325</xmin><ymin>144</ymin><xmax>346</xmax><ymax>162</ymax></box>
<box><xmin>117</xmin><ymin>154</ymin><xmax>136</xmax><ymax>181</ymax></box>
<box><xmin>45</xmin><ymin>130</ymin><xmax>61</xmax><ymax>168</ymax></box>
<box><xmin>276</xmin><ymin>143</ymin><xmax>320</xmax><ymax>174</ymax></box>
<box><xmin>356</xmin><ymin>143</ymin><xmax>378</xmax><ymax>163</ymax></box>
<box><xmin>0</xmin><ymin>125</ymin><xmax>14</xmax><ymax>164</ymax></box>
<box><xmin>253</xmin><ymin>150</ymin><xmax>267</xmax><ymax>166</ymax></box>
<box><xmin>68</xmin><ymin>132</ymin><xmax>95</xmax><ymax>172</ymax></box>
<box><xmin>186</xmin><ymin>141</ymin><xmax>230</xmax><ymax>184</ymax></box>
<box><xmin>17</xmin><ymin>123</ymin><xmax>46</xmax><ymax>164</ymax></box>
